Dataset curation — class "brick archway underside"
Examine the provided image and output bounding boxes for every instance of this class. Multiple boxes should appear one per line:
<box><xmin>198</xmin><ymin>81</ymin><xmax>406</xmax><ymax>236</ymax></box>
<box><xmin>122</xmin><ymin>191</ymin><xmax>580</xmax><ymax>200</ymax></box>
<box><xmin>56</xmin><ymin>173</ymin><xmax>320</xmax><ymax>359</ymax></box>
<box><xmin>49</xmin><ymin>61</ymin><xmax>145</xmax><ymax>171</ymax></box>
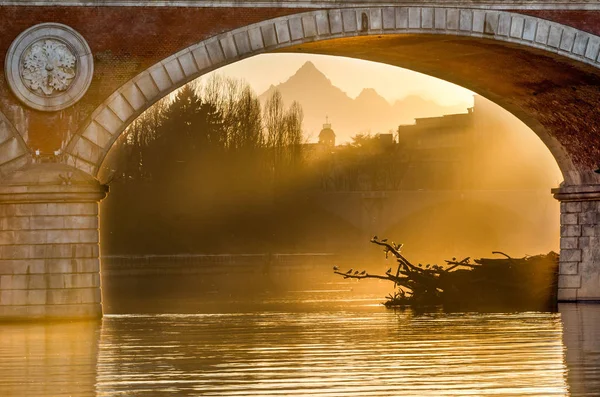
<box><xmin>1</xmin><ymin>6</ymin><xmax>597</xmax><ymax>185</ymax></box>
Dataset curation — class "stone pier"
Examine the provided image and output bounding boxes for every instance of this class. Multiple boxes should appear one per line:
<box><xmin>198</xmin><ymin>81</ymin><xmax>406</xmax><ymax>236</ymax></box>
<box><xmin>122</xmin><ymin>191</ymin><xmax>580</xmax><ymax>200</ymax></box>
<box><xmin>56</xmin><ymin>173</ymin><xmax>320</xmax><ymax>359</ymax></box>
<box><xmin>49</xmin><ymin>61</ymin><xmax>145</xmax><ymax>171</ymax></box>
<box><xmin>554</xmin><ymin>185</ymin><xmax>600</xmax><ymax>301</ymax></box>
<box><xmin>0</xmin><ymin>164</ymin><xmax>107</xmax><ymax>320</ymax></box>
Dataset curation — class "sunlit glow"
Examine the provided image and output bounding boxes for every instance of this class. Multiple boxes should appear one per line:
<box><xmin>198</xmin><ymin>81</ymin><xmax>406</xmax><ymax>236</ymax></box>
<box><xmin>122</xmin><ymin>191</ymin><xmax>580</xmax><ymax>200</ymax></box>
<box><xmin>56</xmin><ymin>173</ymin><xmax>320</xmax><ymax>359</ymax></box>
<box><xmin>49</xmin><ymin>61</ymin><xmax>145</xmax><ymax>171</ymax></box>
<box><xmin>198</xmin><ymin>53</ymin><xmax>473</xmax><ymax>107</ymax></box>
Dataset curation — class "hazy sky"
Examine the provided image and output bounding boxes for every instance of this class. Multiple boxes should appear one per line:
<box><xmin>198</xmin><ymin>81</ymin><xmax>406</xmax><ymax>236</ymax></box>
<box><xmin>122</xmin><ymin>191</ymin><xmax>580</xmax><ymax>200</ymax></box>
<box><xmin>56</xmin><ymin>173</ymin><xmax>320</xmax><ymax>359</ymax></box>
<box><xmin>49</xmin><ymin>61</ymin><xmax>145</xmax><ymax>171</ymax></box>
<box><xmin>199</xmin><ymin>53</ymin><xmax>474</xmax><ymax>107</ymax></box>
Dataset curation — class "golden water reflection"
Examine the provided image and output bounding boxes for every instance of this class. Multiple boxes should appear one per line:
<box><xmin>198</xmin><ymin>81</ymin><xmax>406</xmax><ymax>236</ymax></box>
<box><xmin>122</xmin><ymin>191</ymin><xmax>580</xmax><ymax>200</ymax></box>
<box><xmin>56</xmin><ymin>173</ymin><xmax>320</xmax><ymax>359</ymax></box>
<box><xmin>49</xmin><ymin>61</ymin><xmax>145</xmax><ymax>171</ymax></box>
<box><xmin>0</xmin><ymin>320</ymin><xmax>100</xmax><ymax>396</ymax></box>
<box><xmin>1</xmin><ymin>303</ymin><xmax>600</xmax><ymax>396</ymax></box>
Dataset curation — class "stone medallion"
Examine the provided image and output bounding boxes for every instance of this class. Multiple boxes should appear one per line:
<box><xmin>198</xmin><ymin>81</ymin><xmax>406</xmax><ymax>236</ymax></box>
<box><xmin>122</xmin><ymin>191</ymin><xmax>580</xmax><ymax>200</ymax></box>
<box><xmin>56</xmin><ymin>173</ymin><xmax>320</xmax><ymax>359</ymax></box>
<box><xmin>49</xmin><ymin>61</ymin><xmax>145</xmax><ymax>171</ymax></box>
<box><xmin>5</xmin><ymin>23</ymin><xmax>93</xmax><ymax>112</ymax></box>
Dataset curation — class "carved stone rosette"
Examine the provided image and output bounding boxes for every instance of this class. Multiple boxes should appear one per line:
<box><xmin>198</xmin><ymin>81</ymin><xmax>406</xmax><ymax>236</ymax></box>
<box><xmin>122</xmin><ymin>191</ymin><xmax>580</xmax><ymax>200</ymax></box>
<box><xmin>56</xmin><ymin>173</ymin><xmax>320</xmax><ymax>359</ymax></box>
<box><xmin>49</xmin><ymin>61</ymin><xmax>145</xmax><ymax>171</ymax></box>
<box><xmin>5</xmin><ymin>23</ymin><xmax>93</xmax><ymax>112</ymax></box>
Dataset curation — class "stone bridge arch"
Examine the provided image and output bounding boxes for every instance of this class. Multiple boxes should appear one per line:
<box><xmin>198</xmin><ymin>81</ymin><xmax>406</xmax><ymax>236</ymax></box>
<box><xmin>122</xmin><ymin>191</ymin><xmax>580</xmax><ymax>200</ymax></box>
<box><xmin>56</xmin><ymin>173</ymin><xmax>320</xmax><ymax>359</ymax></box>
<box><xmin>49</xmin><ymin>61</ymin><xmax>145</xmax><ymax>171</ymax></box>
<box><xmin>62</xmin><ymin>7</ymin><xmax>600</xmax><ymax>186</ymax></box>
<box><xmin>2</xmin><ymin>4</ymin><xmax>600</xmax><ymax>319</ymax></box>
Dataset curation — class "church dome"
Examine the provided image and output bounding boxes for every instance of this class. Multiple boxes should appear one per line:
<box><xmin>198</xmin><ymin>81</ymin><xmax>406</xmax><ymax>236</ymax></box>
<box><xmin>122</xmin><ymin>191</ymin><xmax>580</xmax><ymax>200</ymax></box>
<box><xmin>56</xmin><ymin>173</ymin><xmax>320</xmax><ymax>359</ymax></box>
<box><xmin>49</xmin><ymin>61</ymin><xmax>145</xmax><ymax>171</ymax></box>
<box><xmin>318</xmin><ymin>118</ymin><xmax>336</xmax><ymax>147</ymax></box>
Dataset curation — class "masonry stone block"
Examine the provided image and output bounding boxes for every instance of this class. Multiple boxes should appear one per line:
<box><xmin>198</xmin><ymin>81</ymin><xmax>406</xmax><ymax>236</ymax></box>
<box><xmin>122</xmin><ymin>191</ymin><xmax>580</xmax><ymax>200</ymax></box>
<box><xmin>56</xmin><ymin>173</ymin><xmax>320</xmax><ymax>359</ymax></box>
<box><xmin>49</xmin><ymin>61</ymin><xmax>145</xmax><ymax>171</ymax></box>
<box><xmin>559</xmin><ymin>274</ymin><xmax>582</xmax><ymax>289</ymax></box>
<box><xmin>573</xmin><ymin>32</ymin><xmax>590</xmax><ymax>56</ymax></box>
<box><xmin>44</xmin><ymin>258</ymin><xmax>99</xmax><ymax>274</ymax></box>
<box><xmin>233</xmin><ymin>32</ymin><xmax>251</xmax><ymax>56</ymax></box>
<box><xmin>0</xmin><ymin>259</ymin><xmax>44</xmax><ymax>275</ymax></box>
<box><xmin>408</xmin><ymin>7</ymin><xmax>420</xmax><ymax>29</ymax></box>
<box><xmin>219</xmin><ymin>35</ymin><xmax>238</xmax><ymax>59</ymax></box>
<box><xmin>95</xmin><ymin>106</ymin><xmax>123</xmax><ymax>135</ymax></box>
<box><xmin>459</xmin><ymin>10</ymin><xmax>473</xmax><ymax>31</ymax></box>
<box><xmin>260</xmin><ymin>24</ymin><xmax>278</xmax><ymax>47</ymax></box>
<box><xmin>576</xmin><ymin>261</ymin><xmax>600</xmax><ymax>299</ymax></box>
<box><xmin>563</xmin><ymin>201</ymin><xmax>582</xmax><ymax>213</ymax></box>
<box><xmin>108</xmin><ymin>94</ymin><xmax>135</xmax><ymax>122</ymax></box>
<box><xmin>579</xmin><ymin>212</ymin><xmax>597</xmax><ymax>225</ymax></box>
<box><xmin>13</xmin><ymin>230</ymin><xmax>47</xmax><ymax>245</ymax></box>
<box><xmin>561</xmin><ymin>237</ymin><xmax>579</xmax><ymax>249</ymax></box>
<box><xmin>548</xmin><ymin>25</ymin><xmax>563</xmax><ymax>48</ymax></box>
<box><xmin>275</xmin><ymin>20</ymin><xmax>291</xmax><ymax>43</ymax></box>
<box><xmin>0</xmin><ymin>275</ymin><xmax>26</xmax><ymax>289</ymax></box>
<box><xmin>342</xmin><ymin>10</ymin><xmax>357</xmax><ymax>32</ymax></box>
<box><xmin>522</xmin><ymin>18</ymin><xmax>536</xmax><ymax>41</ymax></box>
<box><xmin>328</xmin><ymin>10</ymin><xmax>343</xmax><ymax>34</ymax></box>
<box><xmin>484</xmin><ymin>12</ymin><xmax>499</xmax><ymax>35</ymax></box>
<box><xmin>289</xmin><ymin>17</ymin><xmax>304</xmax><ymax>41</ymax></box>
<box><xmin>121</xmin><ymin>82</ymin><xmax>147</xmax><ymax>112</ymax></box>
<box><xmin>82</xmin><ymin>122</ymin><xmax>113</xmax><ymax>148</ymax></box>
<box><xmin>535</xmin><ymin>21</ymin><xmax>550</xmax><ymax>44</ymax></box>
<box><xmin>421</xmin><ymin>8</ymin><xmax>433</xmax><ymax>29</ymax></box>
<box><xmin>191</xmin><ymin>45</ymin><xmax>212</xmax><ymax>70</ymax></box>
<box><xmin>248</xmin><ymin>27</ymin><xmax>264</xmax><ymax>51</ymax></box>
<box><xmin>578</xmin><ymin>237</ymin><xmax>591</xmax><ymax>250</ymax></box>
<box><xmin>363</xmin><ymin>8</ymin><xmax>379</xmax><ymax>31</ymax></box>
<box><xmin>561</xmin><ymin>213</ymin><xmax>579</xmax><ymax>225</ymax></box>
<box><xmin>149</xmin><ymin>65</ymin><xmax>172</xmax><ymax>92</ymax></box>
<box><xmin>560</xmin><ymin>262</ymin><xmax>579</xmax><ymax>275</ymax></box>
<box><xmin>472</xmin><ymin>10</ymin><xmax>485</xmax><ymax>33</ymax></box>
<box><xmin>447</xmin><ymin>9</ymin><xmax>459</xmax><ymax>30</ymax></box>
<box><xmin>63</xmin><ymin>216</ymin><xmax>98</xmax><ymax>229</ymax></box>
<box><xmin>315</xmin><ymin>12</ymin><xmax>330</xmax><ymax>35</ymax></box>
<box><xmin>30</xmin><ymin>216</ymin><xmax>65</xmax><ymax>230</ymax></box>
<box><xmin>582</xmin><ymin>201</ymin><xmax>599</xmax><ymax>212</ymax></box>
<box><xmin>303</xmin><ymin>15</ymin><xmax>318</xmax><ymax>37</ymax></box>
<box><xmin>205</xmin><ymin>39</ymin><xmax>225</xmax><ymax>64</ymax></box>
<box><xmin>583</xmin><ymin>226</ymin><xmax>599</xmax><ymax>237</ymax></box>
<box><xmin>382</xmin><ymin>8</ymin><xmax>395</xmax><ymax>30</ymax></box>
<box><xmin>434</xmin><ymin>8</ymin><xmax>446</xmax><ymax>30</ymax></box>
<box><xmin>561</xmin><ymin>249</ymin><xmax>582</xmax><ymax>262</ymax></box>
<box><xmin>585</xmin><ymin>36</ymin><xmax>600</xmax><ymax>60</ymax></box>
<box><xmin>1</xmin><ymin>245</ymin><xmax>33</xmax><ymax>259</ymax></box>
<box><xmin>2</xmin><ymin>216</ymin><xmax>30</xmax><ymax>230</ymax></box>
<box><xmin>178</xmin><ymin>51</ymin><xmax>198</xmax><ymax>77</ymax></box>
<box><xmin>560</xmin><ymin>29</ymin><xmax>576</xmax><ymax>52</ymax></box>
<box><xmin>47</xmin><ymin>288</ymin><xmax>101</xmax><ymax>305</ymax></box>
<box><xmin>497</xmin><ymin>13</ymin><xmax>511</xmax><ymax>36</ymax></box>
<box><xmin>0</xmin><ymin>230</ymin><xmax>14</xmax><ymax>244</ymax></box>
<box><xmin>510</xmin><ymin>16</ymin><xmax>524</xmax><ymax>38</ymax></box>
<box><xmin>558</xmin><ymin>288</ymin><xmax>578</xmax><ymax>301</ymax></box>
<box><xmin>396</xmin><ymin>7</ymin><xmax>408</xmax><ymax>29</ymax></box>
<box><xmin>17</xmin><ymin>204</ymin><xmax>42</xmax><ymax>216</ymax></box>
<box><xmin>562</xmin><ymin>225</ymin><xmax>582</xmax><ymax>237</ymax></box>
<box><xmin>73</xmin><ymin>137</ymin><xmax>102</xmax><ymax>165</ymax></box>
<box><xmin>48</xmin><ymin>203</ymin><xmax>97</xmax><ymax>216</ymax></box>
<box><xmin>67</xmin><ymin>155</ymin><xmax>96</xmax><ymax>176</ymax></box>
<box><xmin>134</xmin><ymin>73</ymin><xmax>160</xmax><ymax>101</ymax></box>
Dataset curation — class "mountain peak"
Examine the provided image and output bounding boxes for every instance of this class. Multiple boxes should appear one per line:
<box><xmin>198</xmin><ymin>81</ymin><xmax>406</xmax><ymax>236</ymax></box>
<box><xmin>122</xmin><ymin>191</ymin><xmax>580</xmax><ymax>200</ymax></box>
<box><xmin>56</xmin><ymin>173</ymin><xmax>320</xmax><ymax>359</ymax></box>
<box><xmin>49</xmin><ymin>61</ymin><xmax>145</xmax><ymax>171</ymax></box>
<box><xmin>356</xmin><ymin>87</ymin><xmax>390</xmax><ymax>107</ymax></box>
<box><xmin>293</xmin><ymin>61</ymin><xmax>329</xmax><ymax>81</ymax></box>
<box><xmin>357</xmin><ymin>88</ymin><xmax>379</xmax><ymax>98</ymax></box>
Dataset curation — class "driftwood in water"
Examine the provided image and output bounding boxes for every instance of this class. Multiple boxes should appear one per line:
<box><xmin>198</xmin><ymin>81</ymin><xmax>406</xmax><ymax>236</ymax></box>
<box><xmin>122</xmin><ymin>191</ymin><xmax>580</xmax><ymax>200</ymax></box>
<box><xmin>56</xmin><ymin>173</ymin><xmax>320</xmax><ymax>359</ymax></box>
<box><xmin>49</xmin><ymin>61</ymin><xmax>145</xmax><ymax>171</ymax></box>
<box><xmin>333</xmin><ymin>237</ymin><xmax>559</xmax><ymax>310</ymax></box>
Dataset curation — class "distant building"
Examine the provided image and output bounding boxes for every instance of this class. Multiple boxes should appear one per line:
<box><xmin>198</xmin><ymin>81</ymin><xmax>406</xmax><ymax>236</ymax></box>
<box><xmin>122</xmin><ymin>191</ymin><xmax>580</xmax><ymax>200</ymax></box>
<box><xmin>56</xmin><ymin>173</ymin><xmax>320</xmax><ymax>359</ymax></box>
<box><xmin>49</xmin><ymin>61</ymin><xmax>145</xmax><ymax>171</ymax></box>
<box><xmin>318</xmin><ymin>118</ymin><xmax>336</xmax><ymax>147</ymax></box>
<box><xmin>396</xmin><ymin>105</ymin><xmax>475</xmax><ymax>190</ymax></box>
<box><xmin>377</xmin><ymin>133</ymin><xmax>395</xmax><ymax>148</ymax></box>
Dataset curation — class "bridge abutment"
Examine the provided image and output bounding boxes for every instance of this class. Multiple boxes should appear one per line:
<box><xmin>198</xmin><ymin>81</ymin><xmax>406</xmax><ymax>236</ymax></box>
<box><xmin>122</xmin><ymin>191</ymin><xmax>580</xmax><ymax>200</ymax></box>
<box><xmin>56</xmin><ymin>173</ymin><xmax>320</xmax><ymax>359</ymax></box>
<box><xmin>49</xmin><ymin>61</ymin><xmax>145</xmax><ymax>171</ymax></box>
<box><xmin>554</xmin><ymin>185</ymin><xmax>600</xmax><ymax>301</ymax></box>
<box><xmin>0</xmin><ymin>164</ymin><xmax>107</xmax><ymax>320</ymax></box>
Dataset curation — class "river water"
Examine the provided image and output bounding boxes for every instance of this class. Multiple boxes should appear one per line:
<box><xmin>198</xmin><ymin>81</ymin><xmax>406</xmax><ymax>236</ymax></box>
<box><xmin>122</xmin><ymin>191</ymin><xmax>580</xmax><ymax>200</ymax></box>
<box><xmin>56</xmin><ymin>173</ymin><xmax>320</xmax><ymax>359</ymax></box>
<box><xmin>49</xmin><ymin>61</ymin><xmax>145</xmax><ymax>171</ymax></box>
<box><xmin>1</xmin><ymin>270</ymin><xmax>600</xmax><ymax>396</ymax></box>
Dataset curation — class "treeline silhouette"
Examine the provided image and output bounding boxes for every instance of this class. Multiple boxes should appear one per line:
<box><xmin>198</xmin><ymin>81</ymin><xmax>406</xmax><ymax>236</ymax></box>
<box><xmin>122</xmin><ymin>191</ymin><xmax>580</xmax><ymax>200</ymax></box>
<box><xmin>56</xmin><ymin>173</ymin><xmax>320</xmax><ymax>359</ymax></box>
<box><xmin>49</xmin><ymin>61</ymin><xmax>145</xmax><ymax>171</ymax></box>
<box><xmin>101</xmin><ymin>77</ymin><xmax>361</xmax><ymax>255</ymax></box>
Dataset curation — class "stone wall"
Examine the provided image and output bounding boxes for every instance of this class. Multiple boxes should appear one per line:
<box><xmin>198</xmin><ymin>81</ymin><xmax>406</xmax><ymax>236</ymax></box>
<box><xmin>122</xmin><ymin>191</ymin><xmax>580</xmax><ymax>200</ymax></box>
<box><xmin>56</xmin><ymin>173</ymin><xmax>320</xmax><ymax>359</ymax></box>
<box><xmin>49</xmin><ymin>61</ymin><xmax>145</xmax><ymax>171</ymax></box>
<box><xmin>556</xmin><ymin>185</ymin><xmax>600</xmax><ymax>301</ymax></box>
<box><xmin>0</xmin><ymin>163</ymin><xmax>106</xmax><ymax>319</ymax></box>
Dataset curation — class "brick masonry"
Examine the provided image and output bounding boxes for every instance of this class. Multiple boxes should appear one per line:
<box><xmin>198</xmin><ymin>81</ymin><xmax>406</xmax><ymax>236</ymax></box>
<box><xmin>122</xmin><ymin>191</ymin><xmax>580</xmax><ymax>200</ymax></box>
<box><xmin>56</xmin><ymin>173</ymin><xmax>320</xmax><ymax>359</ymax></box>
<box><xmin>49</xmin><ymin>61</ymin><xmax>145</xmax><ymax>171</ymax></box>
<box><xmin>37</xmin><ymin>6</ymin><xmax>600</xmax><ymax>181</ymax></box>
<box><xmin>0</xmin><ymin>6</ymin><xmax>307</xmax><ymax>154</ymax></box>
<box><xmin>0</xmin><ymin>5</ymin><xmax>598</xmax><ymax>174</ymax></box>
